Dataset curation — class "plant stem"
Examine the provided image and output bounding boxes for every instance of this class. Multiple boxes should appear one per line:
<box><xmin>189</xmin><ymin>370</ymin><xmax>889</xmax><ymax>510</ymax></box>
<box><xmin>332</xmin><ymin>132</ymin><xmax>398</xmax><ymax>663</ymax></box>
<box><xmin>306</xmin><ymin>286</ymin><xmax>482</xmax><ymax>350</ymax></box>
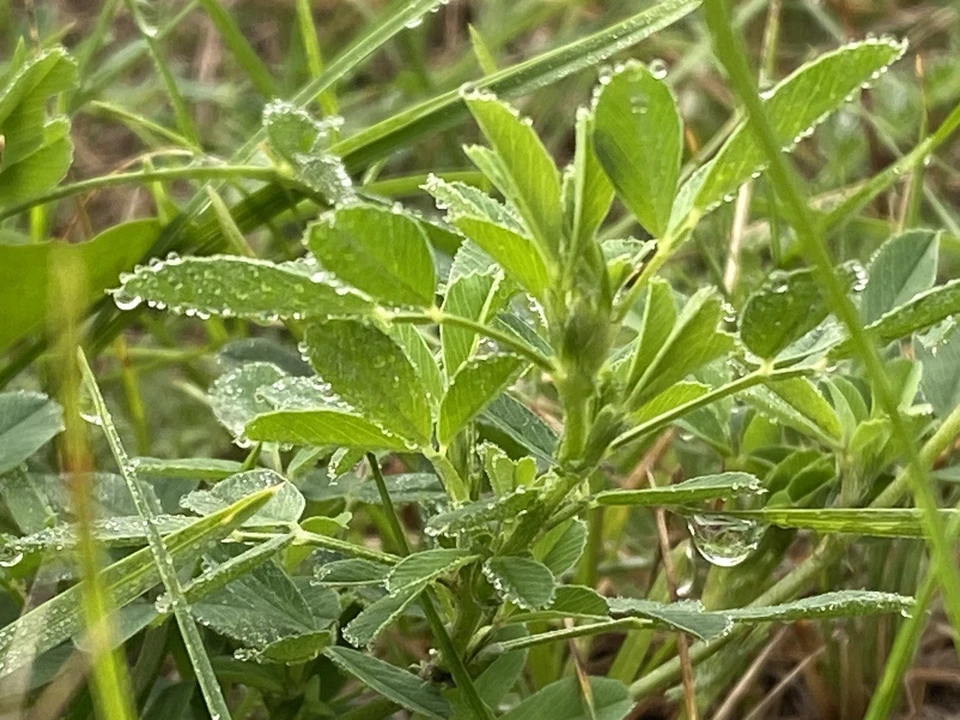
<box><xmin>388</xmin><ymin>309</ymin><xmax>555</xmax><ymax>372</ymax></box>
<box><xmin>367</xmin><ymin>455</ymin><xmax>495</xmax><ymax>720</ymax></box>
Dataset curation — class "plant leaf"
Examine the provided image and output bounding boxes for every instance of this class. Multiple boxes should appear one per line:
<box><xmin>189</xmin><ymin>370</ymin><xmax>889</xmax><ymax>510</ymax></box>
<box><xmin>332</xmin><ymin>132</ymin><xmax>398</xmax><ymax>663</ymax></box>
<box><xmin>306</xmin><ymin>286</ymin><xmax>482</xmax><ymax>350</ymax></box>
<box><xmin>307</xmin><ymin>204</ymin><xmax>436</xmax><ymax>307</ymax></box>
<box><xmin>245</xmin><ymin>408</ymin><xmax>415</xmax><ymax>452</ymax></box>
<box><xmin>479</xmin><ymin>394</ymin><xmax>557</xmax><ymax>464</ymax></box>
<box><xmin>181</xmin><ymin>469</ymin><xmax>304</xmax><ymax>526</ymax></box>
<box><xmin>112</xmin><ymin>255</ymin><xmax>370</xmax><ymax>321</ymax></box>
<box><xmin>463</xmin><ymin>93</ymin><xmax>562</xmax><ymax>256</ymax></box>
<box><xmin>917</xmin><ymin>324</ymin><xmax>960</xmax><ymax>420</ymax></box>
<box><xmin>483</xmin><ymin>555</ymin><xmax>556</xmax><ymax>610</ymax></box>
<box><xmin>533</xmin><ymin>518</ymin><xmax>588</xmax><ymax>576</ymax></box>
<box><xmin>607</xmin><ymin>598</ymin><xmax>732</xmax><ymax>639</ymax></box>
<box><xmin>727</xmin><ymin>590</ymin><xmax>913</xmax><ymax>622</ymax></box>
<box><xmin>386</xmin><ymin>549</ymin><xmax>479</xmax><ymax>594</ymax></box>
<box><xmin>692</xmin><ymin>38</ymin><xmax>907</xmax><ymax>212</ymax></box>
<box><xmin>342</xmin><ymin>586</ymin><xmax>422</xmax><ymax>648</ymax></box>
<box><xmin>314</xmin><ymin>559</ymin><xmax>390</xmax><ymax>587</ymax></box>
<box><xmin>593</xmin><ymin>61</ymin><xmax>682</xmax><ymax>237</ymax></box>
<box><xmin>861</xmin><ymin>229</ymin><xmax>939</xmax><ymax>325</ymax></box>
<box><xmin>323</xmin><ymin>646</ymin><xmax>450</xmax><ymax>719</ymax></box>
<box><xmin>302</xmin><ymin>319</ymin><xmax>432</xmax><ymax>444</ymax></box>
<box><xmin>439</xmin><ymin>354</ymin><xmax>528</xmax><ymax>447</ymax></box>
<box><xmin>209</xmin><ymin>362</ymin><xmax>288</xmax><ymax>445</ymax></box>
<box><xmin>0</xmin><ymin>391</ymin><xmax>64</xmax><ymax>474</ymax></box>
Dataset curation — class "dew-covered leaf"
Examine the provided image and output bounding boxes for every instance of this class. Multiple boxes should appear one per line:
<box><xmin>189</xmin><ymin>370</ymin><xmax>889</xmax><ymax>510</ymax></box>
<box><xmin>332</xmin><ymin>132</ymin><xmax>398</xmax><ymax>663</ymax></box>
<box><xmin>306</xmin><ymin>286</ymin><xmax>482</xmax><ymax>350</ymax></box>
<box><xmin>133</xmin><ymin>456</ymin><xmax>244</xmax><ymax>481</ymax></box>
<box><xmin>191</xmin><ymin>559</ymin><xmax>317</xmax><ymax>653</ymax></box>
<box><xmin>692</xmin><ymin>38</ymin><xmax>907</xmax><ymax>212</ymax></box>
<box><xmin>342</xmin><ymin>585</ymin><xmax>422</xmax><ymax>648</ymax></box>
<box><xmin>500</xmin><ymin>676</ymin><xmax>632</xmax><ymax>720</ymax></box>
<box><xmin>630</xmin><ymin>381</ymin><xmax>709</xmax><ymax>426</ymax></box>
<box><xmin>386</xmin><ymin>549</ymin><xmax>479</xmax><ymax>594</ymax></box>
<box><xmin>423</xmin><ymin>175</ymin><xmax>525</xmax><ymax>234</ymax></box>
<box><xmin>861</xmin><ymin>229</ymin><xmax>939</xmax><ymax>325</ymax></box>
<box><xmin>0</xmin><ymin>219</ymin><xmax>159</xmax><ymax>351</ymax></box>
<box><xmin>0</xmin><ymin>486</ymin><xmax>276</xmax><ymax>679</ymax></box>
<box><xmin>426</xmin><ymin>486</ymin><xmax>542</xmax><ymax>538</ymax></box>
<box><xmin>483</xmin><ymin>555</ymin><xmax>556</xmax><ymax>610</ymax></box>
<box><xmin>438</xmin><ymin>354</ymin><xmax>528</xmax><ymax>447</ymax></box>
<box><xmin>464</xmin><ymin>93</ymin><xmax>563</xmax><ymax>256</ymax></box>
<box><xmin>593</xmin><ymin>61</ymin><xmax>682</xmax><ymax>237</ymax></box>
<box><xmin>744</xmin><ymin>378</ymin><xmax>842</xmax><ymax>446</ymax></box>
<box><xmin>314</xmin><ymin>559</ymin><xmax>390</xmax><ymax>587</ymax></box>
<box><xmin>0</xmin><ymin>391</ymin><xmax>64</xmax><ymax>474</ymax></box>
<box><xmin>510</xmin><ymin>584</ymin><xmax>608</xmax><ymax>623</ymax></box>
<box><xmin>302</xmin><ymin>319</ymin><xmax>432</xmax><ymax>445</ymax></box>
<box><xmin>307</xmin><ymin>204</ymin><xmax>436</xmax><ymax>307</ymax></box>
<box><xmin>263</xmin><ymin>100</ymin><xmax>354</xmax><ymax>204</ymax></box>
<box><xmin>595</xmin><ymin>472</ymin><xmax>763</xmax><ymax>507</ymax></box>
<box><xmin>451</xmin><ymin>216</ymin><xmax>551</xmax><ymax>300</ymax></box>
<box><xmin>113</xmin><ymin>255</ymin><xmax>371</xmax><ymax>321</ymax></box>
<box><xmin>607</xmin><ymin>598</ymin><xmax>732</xmax><ymax>639</ymax></box>
<box><xmin>352</xmin><ymin>473</ymin><xmax>447</xmax><ymax>504</ymax></box>
<box><xmin>209</xmin><ymin>362</ymin><xmax>288</xmax><ymax>445</ymax></box>
<box><xmin>181</xmin><ymin>469</ymin><xmax>304</xmax><ymax>527</ymax></box>
<box><xmin>567</xmin><ymin>106</ymin><xmax>615</xmax><ymax>250</ymax></box>
<box><xmin>482</xmin><ymin>442</ymin><xmax>537</xmax><ymax>498</ymax></box>
<box><xmin>323</xmin><ymin>646</ymin><xmax>450</xmax><ymax>719</ymax></box>
<box><xmin>243</xmin><ymin>630</ymin><xmax>334</xmax><ymax>664</ymax></box>
<box><xmin>245</xmin><ymin>408</ymin><xmax>414</xmax><ymax>452</ymax></box>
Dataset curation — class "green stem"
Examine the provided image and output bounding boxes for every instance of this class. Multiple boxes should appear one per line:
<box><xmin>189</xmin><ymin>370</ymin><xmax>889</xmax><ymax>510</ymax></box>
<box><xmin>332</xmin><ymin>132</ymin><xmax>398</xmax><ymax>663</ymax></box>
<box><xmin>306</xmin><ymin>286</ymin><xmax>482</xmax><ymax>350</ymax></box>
<box><xmin>495</xmin><ymin>618</ymin><xmax>650</xmax><ymax>652</ymax></box>
<box><xmin>388</xmin><ymin>309</ymin><xmax>555</xmax><ymax>372</ymax></box>
<box><xmin>367</xmin><ymin>455</ymin><xmax>495</xmax><ymax>720</ymax></box>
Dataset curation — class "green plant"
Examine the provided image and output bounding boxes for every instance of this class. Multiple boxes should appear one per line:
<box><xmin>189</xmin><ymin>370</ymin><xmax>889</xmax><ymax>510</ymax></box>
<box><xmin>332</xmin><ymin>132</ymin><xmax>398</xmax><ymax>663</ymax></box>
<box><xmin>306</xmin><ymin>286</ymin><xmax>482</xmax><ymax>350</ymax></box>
<box><xmin>1</xmin><ymin>0</ymin><xmax>960</xmax><ymax>718</ymax></box>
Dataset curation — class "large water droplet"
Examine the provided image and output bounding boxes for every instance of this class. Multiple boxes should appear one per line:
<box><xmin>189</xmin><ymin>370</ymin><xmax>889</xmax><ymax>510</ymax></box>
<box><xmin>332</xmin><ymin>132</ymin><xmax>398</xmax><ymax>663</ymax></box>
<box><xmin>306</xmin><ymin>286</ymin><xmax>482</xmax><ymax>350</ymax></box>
<box><xmin>686</xmin><ymin>514</ymin><xmax>765</xmax><ymax>567</ymax></box>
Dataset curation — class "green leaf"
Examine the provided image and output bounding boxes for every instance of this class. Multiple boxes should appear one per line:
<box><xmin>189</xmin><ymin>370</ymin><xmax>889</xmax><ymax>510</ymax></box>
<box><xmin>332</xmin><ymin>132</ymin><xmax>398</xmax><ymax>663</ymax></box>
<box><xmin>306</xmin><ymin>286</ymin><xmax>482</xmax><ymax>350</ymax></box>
<box><xmin>607</xmin><ymin>598</ymin><xmax>732</xmax><ymax>639</ymax></box>
<box><xmin>533</xmin><ymin>518</ymin><xmax>587</xmax><ymax>576</ymax></box>
<box><xmin>343</xmin><ymin>586</ymin><xmax>422</xmax><ymax>648</ymax></box>
<box><xmin>389</xmin><ymin>324</ymin><xmax>445</xmax><ymax>411</ymax></box>
<box><xmin>451</xmin><ymin>215</ymin><xmax>550</xmax><ymax>300</ymax></box>
<box><xmin>511</xmin><ymin>584</ymin><xmax>608</xmax><ymax>623</ymax></box>
<box><xmin>191</xmin><ymin>559</ymin><xmax>318</xmax><ymax>653</ymax></box>
<box><xmin>717</xmin><ymin>507</ymin><xmax>960</xmax><ymax>538</ymax></box>
<box><xmin>482</xmin><ymin>442</ymin><xmax>537</xmax><ymax>498</ymax></box>
<box><xmin>307</xmin><ymin>204</ymin><xmax>436</xmax><ymax>307</ymax></box>
<box><xmin>740</xmin><ymin>265</ymin><xmax>851</xmax><ymax>360</ymax></box>
<box><xmin>764</xmin><ymin>377</ymin><xmax>842</xmax><ymax>442</ymax></box>
<box><xmin>727</xmin><ymin>590</ymin><xmax>913</xmax><ymax>623</ymax></box>
<box><xmin>568</xmin><ymin>106</ymin><xmax>615</xmax><ymax>250</ymax></box>
<box><xmin>500</xmin><ymin>676</ymin><xmax>632</xmax><ymax>720</ymax></box>
<box><xmin>630</xmin><ymin>381</ymin><xmax>709</xmax><ymax>426</ymax></box>
<box><xmin>0</xmin><ymin>487</ymin><xmax>276</xmax><ymax>680</ymax></box>
<box><xmin>314</xmin><ymin>559</ymin><xmax>390</xmax><ymax>587</ymax></box>
<box><xmin>263</xmin><ymin>100</ymin><xmax>354</xmax><ymax>203</ymax></box>
<box><xmin>479</xmin><ymin>394</ymin><xmax>557</xmax><ymax>464</ymax></box>
<box><xmin>483</xmin><ymin>556</ymin><xmax>556</xmax><ymax>610</ymax></box>
<box><xmin>0</xmin><ymin>466</ymin><xmax>56</xmax><ymax>534</ymax></box>
<box><xmin>245</xmin><ymin>631</ymin><xmax>333</xmax><ymax>664</ymax></box>
<box><xmin>439</xmin><ymin>354</ymin><xmax>528</xmax><ymax>447</ymax></box>
<box><xmin>0</xmin><ymin>391</ymin><xmax>64</xmax><ymax>474</ymax></box>
<box><xmin>595</xmin><ymin>472</ymin><xmax>763</xmax><ymax>507</ymax></box>
<box><xmin>302</xmin><ymin>319</ymin><xmax>432</xmax><ymax>444</ymax></box>
<box><xmin>134</xmin><ymin>456</ymin><xmax>244</xmax><ymax>481</ymax></box>
<box><xmin>352</xmin><ymin>473</ymin><xmax>446</xmax><ymax>504</ymax></box>
<box><xmin>861</xmin><ymin>229</ymin><xmax>939</xmax><ymax>325</ymax></box>
<box><xmin>0</xmin><ymin>47</ymin><xmax>77</xmax><ymax>208</ymax></box>
<box><xmin>628</xmin><ymin>287</ymin><xmax>734</xmax><ymax>407</ymax></box>
<box><xmin>440</xmin><ymin>259</ymin><xmax>513</xmax><ymax>375</ymax></box>
<box><xmin>246</xmin><ymin>408</ymin><xmax>415</xmax><ymax>452</ymax></box>
<box><xmin>113</xmin><ymin>255</ymin><xmax>370</xmax><ymax>321</ymax></box>
<box><xmin>424</xmin><ymin>175</ymin><xmax>525</xmax><ymax>233</ymax></box>
<box><xmin>386</xmin><ymin>549</ymin><xmax>479</xmax><ymax>594</ymax></box>
<box><xmin>323</xmin><ymin>646</ymin><xmax>450</xmax><ymax>719</ymax></box>
<box><xmin>181</xmin><ymin>469</ymin><xmax>304</xmax><ymax>527</ymax></box>
<box><xmin>463</xmin><ymin>93</ymin><xmax>562</xmax><ymax>256</ymax></box>
<box><xmin>692</xmin><ymin>38</ymin><xmax>907</xmax><ymax>212</ymax></box>
<box><xmin>625</xmin><ymin>278</ymin><xmax>676</xmax><ymax>388</ymax></box>
<box><xmin>917</xmin><ymin>324</ymin><xmax>960</xmax><ymax>420</ymax></box>
<box><xmin>210</xmin><ymin>362</ymin><xmax>288</xmax><ymax>444</ymax></box>
<box><xmin>0</xmin><ymin>219</ymin><xmax>159</xmax><ymax>351</ymax></box>
<box><xmin>593</xmin><ymin>61</ymin><xmax>682</xmax><ymax>237</ymax></box>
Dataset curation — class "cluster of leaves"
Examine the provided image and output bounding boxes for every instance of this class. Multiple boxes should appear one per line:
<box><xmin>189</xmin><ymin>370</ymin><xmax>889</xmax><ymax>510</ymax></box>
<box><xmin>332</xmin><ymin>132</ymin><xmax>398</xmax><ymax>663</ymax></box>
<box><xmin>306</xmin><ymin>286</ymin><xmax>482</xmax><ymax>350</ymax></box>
<box><xmin>1</xmin><ymin>0</ymin><xmax>960</xmax><ymax>718</ymax></box>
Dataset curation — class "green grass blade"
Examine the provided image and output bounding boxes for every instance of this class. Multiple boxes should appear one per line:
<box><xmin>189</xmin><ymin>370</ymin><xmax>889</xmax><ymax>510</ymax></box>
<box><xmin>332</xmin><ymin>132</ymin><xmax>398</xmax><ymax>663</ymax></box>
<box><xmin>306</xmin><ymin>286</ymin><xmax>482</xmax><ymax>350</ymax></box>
<box><xmin>295</xmin><ymin>0</ymin><xmax>338</xmax><ymax>116</ymax></box>
<box><xmin>78</xmin><ymin>349</ymin><xmax>233</xmax><ymax>719</ymax></box>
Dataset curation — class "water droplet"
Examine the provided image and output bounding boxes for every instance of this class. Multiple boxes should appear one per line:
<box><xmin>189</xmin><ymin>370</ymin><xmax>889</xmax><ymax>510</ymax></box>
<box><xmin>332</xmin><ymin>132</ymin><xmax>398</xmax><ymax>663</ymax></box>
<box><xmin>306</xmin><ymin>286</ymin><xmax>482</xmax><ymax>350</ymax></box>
<box><xmin>686</xmin><ymin>514</ymin><xmax>765</xmax><ymax>568</ymax></box>
<box><xmin>648</xmin><ymin>59</ymin><xmax>668</xmax><ymax>80</ymax></box>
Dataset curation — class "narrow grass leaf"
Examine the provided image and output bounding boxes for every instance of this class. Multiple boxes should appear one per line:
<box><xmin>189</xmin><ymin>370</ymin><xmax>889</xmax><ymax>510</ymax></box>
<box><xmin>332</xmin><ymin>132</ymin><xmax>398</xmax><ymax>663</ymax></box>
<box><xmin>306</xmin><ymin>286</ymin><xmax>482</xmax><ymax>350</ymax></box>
<box><xmin>595</xmin><ymin>472</ymin><xmax>763</xmax><ymax>507</ymax></box>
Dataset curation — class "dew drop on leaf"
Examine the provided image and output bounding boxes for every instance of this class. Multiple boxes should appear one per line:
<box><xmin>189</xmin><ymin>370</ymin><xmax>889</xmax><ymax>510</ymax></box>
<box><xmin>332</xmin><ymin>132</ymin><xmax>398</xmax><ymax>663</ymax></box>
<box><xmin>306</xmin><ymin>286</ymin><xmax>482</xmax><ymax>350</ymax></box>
<box><xmin>686</xmin><ymin>514</ymin><xmax>765</xmax><ymax>568</ymax></box>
